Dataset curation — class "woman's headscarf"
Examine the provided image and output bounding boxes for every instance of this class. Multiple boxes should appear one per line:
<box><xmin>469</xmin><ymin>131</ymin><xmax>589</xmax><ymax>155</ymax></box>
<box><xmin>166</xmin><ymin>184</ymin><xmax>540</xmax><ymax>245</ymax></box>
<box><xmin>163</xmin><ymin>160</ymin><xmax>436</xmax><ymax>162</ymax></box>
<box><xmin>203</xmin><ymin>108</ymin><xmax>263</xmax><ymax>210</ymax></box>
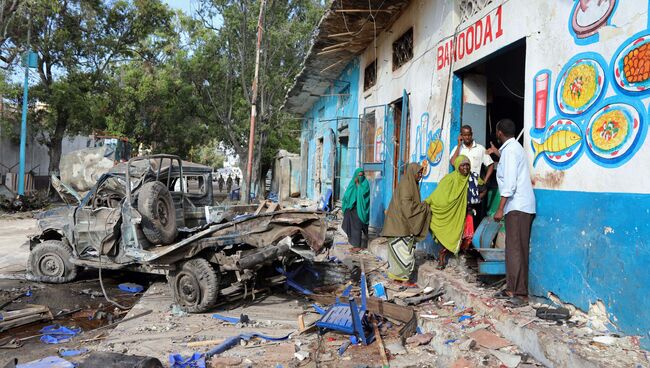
<box><xmin>341</xmin><ymin>168</ymin><xmax>370</xmax><ymax>224</ymax></box>
<box><xmin>381</xmin><ymin>163</ymin><xmax>432</xmax><ymax>241</ymax></box>
<box><xmin>424</xmin><ymin>155</ymin><xmax>470</xmax><ymax>254</ymax></box>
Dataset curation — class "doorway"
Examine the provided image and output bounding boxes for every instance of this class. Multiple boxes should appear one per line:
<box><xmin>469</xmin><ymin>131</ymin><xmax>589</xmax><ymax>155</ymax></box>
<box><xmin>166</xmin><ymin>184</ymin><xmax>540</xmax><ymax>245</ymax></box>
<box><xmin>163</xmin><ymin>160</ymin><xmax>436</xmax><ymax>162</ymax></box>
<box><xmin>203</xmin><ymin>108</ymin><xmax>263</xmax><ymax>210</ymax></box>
<box><xmin>458</xmin><ymin>40</ymin><xmax>526</xmax><ymax>156</ymax></box>
<box><xmin>391</xmin><ymin>98</ymin><xmax>410</xmax><ymax>188</ymax></box>
<box><xmin>335</xmin><ymin>135</ymin><xmax>349</xmax><ymax>202</ymax></box>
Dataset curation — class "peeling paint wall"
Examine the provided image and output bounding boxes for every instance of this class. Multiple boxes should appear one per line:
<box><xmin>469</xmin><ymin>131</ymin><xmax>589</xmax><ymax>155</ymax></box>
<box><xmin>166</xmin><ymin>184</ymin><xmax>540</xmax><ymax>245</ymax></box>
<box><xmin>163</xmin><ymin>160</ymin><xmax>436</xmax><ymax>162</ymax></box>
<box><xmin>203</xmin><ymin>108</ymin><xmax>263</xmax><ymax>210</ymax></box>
<box><xmin>301</xmin><ymin>59</ymin><xmax>361</xmax><ymax>202</ymax></box>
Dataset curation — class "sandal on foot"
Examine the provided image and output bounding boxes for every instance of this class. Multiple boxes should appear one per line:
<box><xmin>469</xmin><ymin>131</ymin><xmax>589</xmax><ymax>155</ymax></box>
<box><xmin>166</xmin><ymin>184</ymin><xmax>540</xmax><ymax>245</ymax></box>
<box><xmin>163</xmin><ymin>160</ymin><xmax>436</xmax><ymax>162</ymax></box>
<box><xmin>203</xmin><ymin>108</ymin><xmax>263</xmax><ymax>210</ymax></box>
<box><xmin>493</xmin><ymin>290</ymin><xmax>511</xmax><ymax>299</ymax></box>
<box><xmin>505</xmin><ymin>296</ymin><xmax>528</xmax><ymax>308</ymax></box>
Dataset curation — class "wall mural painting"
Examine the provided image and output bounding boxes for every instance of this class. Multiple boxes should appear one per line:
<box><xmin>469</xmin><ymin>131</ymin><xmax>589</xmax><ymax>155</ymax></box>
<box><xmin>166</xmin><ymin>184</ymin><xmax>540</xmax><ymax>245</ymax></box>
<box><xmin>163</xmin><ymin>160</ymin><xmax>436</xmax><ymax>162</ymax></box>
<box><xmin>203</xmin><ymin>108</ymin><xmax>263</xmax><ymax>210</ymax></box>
<box><xmin>532</xmin><ymin>118</ymin><xmax>584</xmax><ymax>169</ymax></box>
<box><xmin>532</xmin><ymin>24</ymin><xmax>650</xmax><ymax>170</ymax></box>
<box><xmin>612</xmin><ymin>31</ymin><xmax>650</xmax><ymax>93</ymax></box>
<box><xmin>585</xmin><ymin>99</ymin><xmax>646</xmax><ymax>167</ymax></box>
<box><xmin>568</xmin><ymin>0</ymin><xmax>618</xmax><ymax>45</ymax></box>
<box><xmin>412</xmin><ymin>113</ymin><xmax>444</xmax><ymax>179</ymax></box>
<box><xmin>423</xmin><ymin>128</ymin><xmax>444</xmax><ymax>179</ymax></box>
<box><xmin>555</xmin><ymin>53</ymin><xmax>607</xmax><ymax>116</ymax></box>
<box><xmin>375</xmin><ymin>126</ymin><xmax>385</xmax><ymax>162</ymax></box>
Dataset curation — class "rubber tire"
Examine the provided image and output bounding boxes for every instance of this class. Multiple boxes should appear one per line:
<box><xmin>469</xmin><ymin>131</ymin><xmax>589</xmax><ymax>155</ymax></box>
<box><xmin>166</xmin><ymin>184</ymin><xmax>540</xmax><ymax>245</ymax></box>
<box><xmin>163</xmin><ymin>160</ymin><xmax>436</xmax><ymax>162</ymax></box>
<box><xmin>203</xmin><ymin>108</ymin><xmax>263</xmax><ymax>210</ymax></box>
<box><xmin>138</xmin><ymin>181</ymin><xmax>177</xmax><ymax>245</ymax></box>
<box><xmin>168</xmin><ymin>258</ymin><xmax>219</xmax><ymax>313</ymax></box>
<box><xmin>27</xmin><ymin>240</ymin><xmax>79</xmax><ymax>283</ymax></box>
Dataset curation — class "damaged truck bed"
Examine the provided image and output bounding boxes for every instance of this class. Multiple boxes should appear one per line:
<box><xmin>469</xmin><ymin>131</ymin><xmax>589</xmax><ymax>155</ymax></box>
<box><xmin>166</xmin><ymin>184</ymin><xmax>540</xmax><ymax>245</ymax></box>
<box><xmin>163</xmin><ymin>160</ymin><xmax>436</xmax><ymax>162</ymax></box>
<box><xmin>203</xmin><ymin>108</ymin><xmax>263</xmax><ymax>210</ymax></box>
<box><xmin>27</xmin><ymin>154</ymin><xmax>332</xmax><ymax>312</ymax></box>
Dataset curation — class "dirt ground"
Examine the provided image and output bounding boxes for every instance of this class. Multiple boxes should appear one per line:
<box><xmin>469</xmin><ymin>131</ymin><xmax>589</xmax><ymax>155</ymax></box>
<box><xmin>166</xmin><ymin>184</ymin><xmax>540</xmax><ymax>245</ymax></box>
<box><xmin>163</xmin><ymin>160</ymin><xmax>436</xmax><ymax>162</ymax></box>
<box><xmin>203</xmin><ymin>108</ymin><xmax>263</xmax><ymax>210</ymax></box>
<box><xmin>0</xmin><ymin>214</ymin><xmax>157</xmax><ymax>365</ymax></box>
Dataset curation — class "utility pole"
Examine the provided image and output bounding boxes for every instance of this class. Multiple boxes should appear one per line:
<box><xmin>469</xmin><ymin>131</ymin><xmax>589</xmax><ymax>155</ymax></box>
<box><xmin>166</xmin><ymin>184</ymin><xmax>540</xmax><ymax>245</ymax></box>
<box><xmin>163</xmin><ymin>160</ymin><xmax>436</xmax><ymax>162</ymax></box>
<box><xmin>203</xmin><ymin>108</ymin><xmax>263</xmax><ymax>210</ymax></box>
<box><xmin>18</xmin><ymin>12</ymin><xmax>34</xmax><ymax>196</ymax></box>
<box><xmin>245</xmin><ymin>0</ymin><xmax>266</xmax><ymax>204</ymax></box>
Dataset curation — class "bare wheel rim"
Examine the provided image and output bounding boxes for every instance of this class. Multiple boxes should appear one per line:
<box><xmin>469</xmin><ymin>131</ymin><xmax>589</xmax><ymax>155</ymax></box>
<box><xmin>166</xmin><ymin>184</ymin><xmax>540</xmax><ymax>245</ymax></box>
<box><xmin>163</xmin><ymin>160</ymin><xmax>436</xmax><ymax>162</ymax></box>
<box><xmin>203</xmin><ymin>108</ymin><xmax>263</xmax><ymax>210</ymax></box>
<box><xmin>156</xmin><ymin>198</ymin><xmax>170</xmax><ymax>226</ymax></box>
<box><xmin>38</xmin><ymin>253</ymin><xmax>65</xmax><ymax>277</ymax></box>
<box><xmin>176</xmin><ymin>272</ymin><xmax>201</xmax><ymax>306</ymax></box>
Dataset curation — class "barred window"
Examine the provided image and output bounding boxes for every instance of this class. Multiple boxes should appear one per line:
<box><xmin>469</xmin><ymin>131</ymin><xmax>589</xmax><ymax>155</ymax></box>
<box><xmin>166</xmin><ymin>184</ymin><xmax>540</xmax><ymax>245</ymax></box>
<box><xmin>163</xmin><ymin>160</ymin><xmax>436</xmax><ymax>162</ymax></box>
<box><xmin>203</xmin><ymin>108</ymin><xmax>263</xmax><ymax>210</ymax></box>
<box><xmin>364</xmin><ymin>60</ymin><xmax>377</xmax><ymax>91</ymax></box>
<box><xmin>393</xmin><ymin>28</ymin><xmax>413</xmax><ymax>71</ymax></box>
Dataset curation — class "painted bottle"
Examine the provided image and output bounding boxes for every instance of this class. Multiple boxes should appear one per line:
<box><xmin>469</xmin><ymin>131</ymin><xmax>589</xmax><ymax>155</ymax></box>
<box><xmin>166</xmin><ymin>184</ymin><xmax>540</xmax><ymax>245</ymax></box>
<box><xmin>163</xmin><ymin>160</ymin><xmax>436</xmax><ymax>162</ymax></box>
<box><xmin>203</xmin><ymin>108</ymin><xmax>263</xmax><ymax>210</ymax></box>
<box><xmin>534</xmin><ymin>72</ymin><xmax>550</xmax><ymax>130</ymax></box>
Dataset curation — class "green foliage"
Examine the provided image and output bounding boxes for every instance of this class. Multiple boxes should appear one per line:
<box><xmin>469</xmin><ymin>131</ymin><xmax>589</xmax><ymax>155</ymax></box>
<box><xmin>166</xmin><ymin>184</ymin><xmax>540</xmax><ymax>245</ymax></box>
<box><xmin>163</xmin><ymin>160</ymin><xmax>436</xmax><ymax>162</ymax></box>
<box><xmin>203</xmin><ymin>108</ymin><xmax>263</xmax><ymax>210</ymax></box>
<box><xmin>2</xmin><ymin>0</ymin><xmax>324</xmax><ymax>185</ymax></box>
<box><xmin>189</xmin><ymin>140</ymin><xmax>226</xmax><ymax>170</ymax></box>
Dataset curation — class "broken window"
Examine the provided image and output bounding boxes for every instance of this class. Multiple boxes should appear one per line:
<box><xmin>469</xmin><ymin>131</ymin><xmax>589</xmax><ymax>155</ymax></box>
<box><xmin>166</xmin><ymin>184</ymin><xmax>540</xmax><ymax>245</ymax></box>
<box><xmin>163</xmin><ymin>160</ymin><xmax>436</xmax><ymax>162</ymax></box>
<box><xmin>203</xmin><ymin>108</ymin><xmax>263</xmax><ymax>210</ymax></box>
<box><xmin>361</xmin><ymin>111</ymin><xmax>379</xmax><ymax>163</ymax></box>
<box><xmin>364</xmin><ymin>60</ymin><xmax>377</xmax><ymax>91</ymax></box>
<box><xmin>392</xmin><ymin>28</ymin><xmax>413</xmax><ymax>71</ymax></box>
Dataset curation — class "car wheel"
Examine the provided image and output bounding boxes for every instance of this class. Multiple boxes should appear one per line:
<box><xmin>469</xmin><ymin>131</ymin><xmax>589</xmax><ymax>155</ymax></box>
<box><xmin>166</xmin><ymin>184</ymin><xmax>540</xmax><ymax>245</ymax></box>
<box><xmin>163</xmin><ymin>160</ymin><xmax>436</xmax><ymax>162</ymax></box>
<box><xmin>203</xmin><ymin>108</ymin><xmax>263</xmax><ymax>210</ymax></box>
<box><xmin>27</xmin><ymin>240</ymin><xmax>79</xmax><ymax>283</ymax></box>
<box><xmin>168</xmin><ymin>258</ymin><xmax>219</xmax><ymax>313</ymax></box>
<box><xmin>138</xmin><ymin>181</ymin><xmax>177</xmax><ymax>245</ymax></box>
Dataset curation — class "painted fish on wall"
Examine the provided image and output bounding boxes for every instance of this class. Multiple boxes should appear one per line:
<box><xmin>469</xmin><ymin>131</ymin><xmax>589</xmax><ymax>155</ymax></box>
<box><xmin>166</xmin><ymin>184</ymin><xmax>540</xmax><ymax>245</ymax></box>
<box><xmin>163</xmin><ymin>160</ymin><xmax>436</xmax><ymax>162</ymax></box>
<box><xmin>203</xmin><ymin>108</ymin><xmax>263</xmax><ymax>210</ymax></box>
<box><xmin>532</xmin><ymin>129</ymin><xmax>582</xmax><ymax>161</ymax></box>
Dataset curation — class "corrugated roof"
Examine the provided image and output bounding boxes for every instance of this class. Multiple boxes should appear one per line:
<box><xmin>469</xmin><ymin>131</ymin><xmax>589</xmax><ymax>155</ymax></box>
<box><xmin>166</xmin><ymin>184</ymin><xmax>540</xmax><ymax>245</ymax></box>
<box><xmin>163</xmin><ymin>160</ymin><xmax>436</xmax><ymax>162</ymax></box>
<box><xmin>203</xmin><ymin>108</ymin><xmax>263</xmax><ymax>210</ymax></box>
<box><xmin>282</xmin><ymin>0</ymin><xmax>411</xmax><ymax>115</ymax></box>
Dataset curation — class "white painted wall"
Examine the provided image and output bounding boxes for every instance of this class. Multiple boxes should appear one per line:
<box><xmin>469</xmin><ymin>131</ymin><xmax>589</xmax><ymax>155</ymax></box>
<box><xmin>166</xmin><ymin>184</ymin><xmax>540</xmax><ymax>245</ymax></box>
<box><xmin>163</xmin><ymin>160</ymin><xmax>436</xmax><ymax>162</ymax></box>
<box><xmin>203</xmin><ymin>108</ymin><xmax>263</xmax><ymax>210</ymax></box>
<box><xmin>358</xmin><ymin>0</ymin><xmax>650</xmax><ymax>194</ymax></box>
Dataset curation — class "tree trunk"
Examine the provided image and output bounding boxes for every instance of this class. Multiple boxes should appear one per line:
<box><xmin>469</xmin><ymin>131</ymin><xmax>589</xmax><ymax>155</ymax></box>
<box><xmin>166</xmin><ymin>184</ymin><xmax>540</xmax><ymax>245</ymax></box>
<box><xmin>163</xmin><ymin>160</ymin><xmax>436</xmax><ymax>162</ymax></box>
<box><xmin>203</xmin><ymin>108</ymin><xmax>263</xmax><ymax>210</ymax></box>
<box><xmin>47</xmin><ymin>110</ymin><xmax>68</xmax><ymax>175</ymax></box>
<box><xmin>251</xmin><ymin>129</ymin><xmax>267</xmax><ymax>201</ymax></box>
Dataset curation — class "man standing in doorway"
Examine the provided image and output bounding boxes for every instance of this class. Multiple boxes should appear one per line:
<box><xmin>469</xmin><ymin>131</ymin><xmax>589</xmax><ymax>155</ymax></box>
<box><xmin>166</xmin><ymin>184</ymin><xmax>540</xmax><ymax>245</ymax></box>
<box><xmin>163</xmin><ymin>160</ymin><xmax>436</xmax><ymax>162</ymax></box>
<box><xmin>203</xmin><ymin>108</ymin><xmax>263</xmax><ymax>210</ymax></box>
<box><xmin>450</xmin><ymin>125</ymin><xmax>494</xmax><ymax>231</ymax></box>
<box><xmin>450</xmin><ymin>125</ymin><xmax>494</xmax><ymax>183</ymax></box>
<box><xmin>492</xmin><ymin>119</ymin><xmax>536</xmax><ymax>307</ymax></box>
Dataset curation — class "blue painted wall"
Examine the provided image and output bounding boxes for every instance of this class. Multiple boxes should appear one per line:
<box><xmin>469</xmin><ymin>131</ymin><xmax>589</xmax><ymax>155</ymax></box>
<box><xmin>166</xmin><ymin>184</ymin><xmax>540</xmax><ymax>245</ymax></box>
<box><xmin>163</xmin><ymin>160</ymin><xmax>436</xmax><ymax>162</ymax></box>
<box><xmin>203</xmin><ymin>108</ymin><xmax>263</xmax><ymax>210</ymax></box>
<box><xmin>301</xmin><ymin>59</ymin><xmax>360</xmax><ymax>201</ymax></box>
<box><xmin>530</xmin><ymin>189</ymin><xmax>650</xmax><ymax>346</ymax></box>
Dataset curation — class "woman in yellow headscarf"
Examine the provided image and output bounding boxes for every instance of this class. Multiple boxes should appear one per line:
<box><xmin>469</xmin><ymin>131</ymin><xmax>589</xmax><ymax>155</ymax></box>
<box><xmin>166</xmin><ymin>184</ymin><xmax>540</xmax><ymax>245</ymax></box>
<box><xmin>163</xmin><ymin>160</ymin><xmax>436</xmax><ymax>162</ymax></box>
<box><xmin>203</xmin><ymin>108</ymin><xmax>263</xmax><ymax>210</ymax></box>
<box><xmin>425</xmin><ymin>155</ymin><xmax>476</xmax><ymax>269</ymax></box>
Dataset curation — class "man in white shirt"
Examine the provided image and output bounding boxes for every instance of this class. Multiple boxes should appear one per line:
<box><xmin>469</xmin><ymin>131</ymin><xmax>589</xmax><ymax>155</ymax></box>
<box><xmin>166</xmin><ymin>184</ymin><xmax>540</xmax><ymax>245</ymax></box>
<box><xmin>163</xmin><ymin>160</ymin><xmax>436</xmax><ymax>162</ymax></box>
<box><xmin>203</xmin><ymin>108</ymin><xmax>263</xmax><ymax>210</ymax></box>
<box><xmin>492</xmin><ymin>119</ymin><xmax>536</xmax><ymax>307</ymax></box>
<box><xmin>450</xmin><ymin>125</ymin><xmax>494</xmax><ymax>183</ymax></box>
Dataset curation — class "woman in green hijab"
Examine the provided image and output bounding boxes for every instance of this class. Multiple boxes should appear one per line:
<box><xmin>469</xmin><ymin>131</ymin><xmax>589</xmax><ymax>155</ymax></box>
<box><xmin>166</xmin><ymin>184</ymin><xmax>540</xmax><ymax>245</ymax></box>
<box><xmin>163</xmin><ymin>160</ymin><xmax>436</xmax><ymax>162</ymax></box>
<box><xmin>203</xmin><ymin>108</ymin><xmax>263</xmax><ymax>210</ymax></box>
<box><xmin>382</xmin><ymin>163</ymin><xmax>432</xmax><ymax>281</ymax></box>
<box><xmin>425</xmin><ymin>155</ymin><xmax>475</xmax><ymax>269</ymax></box>
<box><xmin>342</xmin><ymin>168</ymin><xmax>370</xmax><ymax>247</ymax></box>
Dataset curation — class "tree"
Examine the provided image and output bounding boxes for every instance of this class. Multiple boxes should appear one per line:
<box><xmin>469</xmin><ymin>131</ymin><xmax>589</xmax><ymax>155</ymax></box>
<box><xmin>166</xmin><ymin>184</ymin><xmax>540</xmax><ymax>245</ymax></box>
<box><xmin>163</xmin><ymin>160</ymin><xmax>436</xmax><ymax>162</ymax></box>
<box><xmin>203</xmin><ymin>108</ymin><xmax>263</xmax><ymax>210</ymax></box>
<box><xmin>9</xmin><ymin>0</ymin><xmax>174</xmax><ymax>173</ymax></box>
<box><xmin>191</xmin><ymin>0</ymin><xmax>324</xmax><ymax>200</ymax></box>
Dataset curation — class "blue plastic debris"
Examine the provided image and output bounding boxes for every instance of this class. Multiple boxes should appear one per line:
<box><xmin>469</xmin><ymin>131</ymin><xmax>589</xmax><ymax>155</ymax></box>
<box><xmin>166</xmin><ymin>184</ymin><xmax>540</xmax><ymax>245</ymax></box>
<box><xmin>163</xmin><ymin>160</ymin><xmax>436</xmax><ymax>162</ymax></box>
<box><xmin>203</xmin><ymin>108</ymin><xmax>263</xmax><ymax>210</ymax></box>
<box><xmin>169</xmin><ymin>352</ymin><xmax>205</xmax><ymax>368</ymax></box>
<box><xmin>350</xmin><ymin>335</ymin><xmax>359</xmax><ymax>344</ymax></box>
<box><xmin>205</xmin><ymin>332</ymin><xmax>291</xmax><ymax>358</ymax></box>
<box><xmin>372</xmin><ymin>283</ymin><xmax>387</xmax><ymax>300</ymax></box>
<box><xmin>39</xmin><ymin>325</ymin><xmax>81</xmax><ymax>344</ymax></box>
<box><xmin>444</xmin><ymin>339</ymin><xmax>458</xmax><ymax>345</ymax></box>
<box><xmin>25</xmin><ymin>288</ymin><xmax>32</xmax><ymax>297</ymax></box>
<box><xmin>416</xmin><ymin>326</ymin><xmax>423</xmax><ymax>334</ymax></box>
<box><xmin>458</xmin><ymin>315</ymin><xmax>473</xmax><ymax>323</ymax></box>
<box><xmin>118</xmin><ymin>283</ymin><xmax>144</xmax><ymax>293</ymax></box>
<box><xmin>16</xmin><ymin>356</ymin><xmax>74</xmax><ymax>368</ymax></box>
<box><xmin>312</xmin><ymin>304</ymin><xmax>327</xmax><ymax>315</ymax></box>
<box><xmin>338</xmin><ymin>340</ymin><xmax>351</xmax><ymax>356</ymax></box>
<box><xmin>58</xmin><ymin>348</ymin><xmax>88</xmax><ymax>357</ymax></box>
<box><xmin>212</xmin><ymin>313</ymin><xmax>249</xmax><ymax>325</ymax></box>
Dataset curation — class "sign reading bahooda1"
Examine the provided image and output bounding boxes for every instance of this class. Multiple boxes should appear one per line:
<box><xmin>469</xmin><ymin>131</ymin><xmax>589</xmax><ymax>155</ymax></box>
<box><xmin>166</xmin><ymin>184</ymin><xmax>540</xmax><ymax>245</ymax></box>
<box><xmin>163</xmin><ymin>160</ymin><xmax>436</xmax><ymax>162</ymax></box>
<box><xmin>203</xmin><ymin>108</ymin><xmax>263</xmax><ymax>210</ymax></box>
<box><xmin>436</xmin><ymin>5</ymin><xmax>504</xmax><ymax>70</ymax></box>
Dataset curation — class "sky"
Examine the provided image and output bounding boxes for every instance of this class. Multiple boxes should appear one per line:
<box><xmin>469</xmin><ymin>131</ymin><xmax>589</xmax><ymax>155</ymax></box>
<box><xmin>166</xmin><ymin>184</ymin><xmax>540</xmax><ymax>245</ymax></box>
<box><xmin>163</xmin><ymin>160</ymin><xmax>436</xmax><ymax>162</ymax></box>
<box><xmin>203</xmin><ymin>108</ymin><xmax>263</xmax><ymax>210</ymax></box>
<box><xmin>163</xmin><ymin>0</ymin><xmax>195</xmax><ymax>15</ymax></box>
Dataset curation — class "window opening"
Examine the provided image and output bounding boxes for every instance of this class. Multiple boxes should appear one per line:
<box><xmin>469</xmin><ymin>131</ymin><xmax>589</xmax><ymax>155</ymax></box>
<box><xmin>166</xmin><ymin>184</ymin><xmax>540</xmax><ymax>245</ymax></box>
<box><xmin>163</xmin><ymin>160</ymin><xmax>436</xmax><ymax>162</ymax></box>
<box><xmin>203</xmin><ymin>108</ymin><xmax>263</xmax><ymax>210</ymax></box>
<box><xmin>364</xmin><ymin>60</ymin><xmax>377</xmax><ymax>91</ymax></box>
<box><xmin>361</xmin><ymin>111</ymin><xmax>379</xmax><ymax>163</ymax></box>
<box><xmin>393</xmin><ymin>28</ymin><xmax>414</xmax><ymax>71</ymax></box>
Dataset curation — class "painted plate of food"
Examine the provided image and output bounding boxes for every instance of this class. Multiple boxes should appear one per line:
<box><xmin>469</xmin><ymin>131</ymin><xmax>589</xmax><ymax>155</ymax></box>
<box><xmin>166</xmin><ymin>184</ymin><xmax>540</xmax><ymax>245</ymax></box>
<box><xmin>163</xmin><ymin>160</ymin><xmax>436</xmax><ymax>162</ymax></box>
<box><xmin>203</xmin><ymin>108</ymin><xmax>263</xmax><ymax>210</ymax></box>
<box><xmin>613</xmin><ymin>34</ymin><xmax>650</xmax><ymax>92</ymax></box>
<box><xmin>556</xmin><ymin>57</ymin><xmax>605</xmax><ymax>115</ymax></box>
<box><xmin>531</xmin><ymin>118</ymin><xmax>583</xmax><ymax>167</ymax></box>
<box><xmin>585</xmin><ymin>103</ymin><xmax>640</xmax><ymax>159</ymax></box>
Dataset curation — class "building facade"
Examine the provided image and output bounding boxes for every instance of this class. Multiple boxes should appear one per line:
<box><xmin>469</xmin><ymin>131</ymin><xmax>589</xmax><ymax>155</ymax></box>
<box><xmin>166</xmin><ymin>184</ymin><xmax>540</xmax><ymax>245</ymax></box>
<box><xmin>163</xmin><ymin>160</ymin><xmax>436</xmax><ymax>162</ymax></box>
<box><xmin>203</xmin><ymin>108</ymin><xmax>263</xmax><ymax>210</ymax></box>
<box><xmin>284</xmin><ymin>0</ymin><xmax>649</xmax><ymax>347</ymax></box>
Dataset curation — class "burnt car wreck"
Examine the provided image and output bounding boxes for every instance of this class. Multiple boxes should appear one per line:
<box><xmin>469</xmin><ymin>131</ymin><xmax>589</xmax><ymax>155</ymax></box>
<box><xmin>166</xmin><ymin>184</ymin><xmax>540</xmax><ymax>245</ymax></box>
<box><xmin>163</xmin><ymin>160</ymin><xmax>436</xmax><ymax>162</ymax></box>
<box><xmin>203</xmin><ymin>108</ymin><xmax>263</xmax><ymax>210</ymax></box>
<box><xmin>28</xmin><ymin>155</ymin><xmax>331</xmax><ymax>312</ymax></box>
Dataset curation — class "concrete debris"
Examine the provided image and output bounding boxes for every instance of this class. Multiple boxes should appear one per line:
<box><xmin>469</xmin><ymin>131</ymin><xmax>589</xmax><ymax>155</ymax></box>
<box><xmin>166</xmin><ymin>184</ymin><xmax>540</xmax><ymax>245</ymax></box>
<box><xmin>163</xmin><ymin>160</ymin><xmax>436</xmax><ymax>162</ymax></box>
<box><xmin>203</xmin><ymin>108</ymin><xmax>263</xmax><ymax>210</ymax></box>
<box><xmin>406</xmin><ymin>332</ymin><xmax>435</xmax><ymax>346</ymax></box>
<box><xmin>386</xmin><ymin>341</ymin><xmax>407</xmax><ymax>355</ymax></box>
<box><xmin>208</xmin><ymin>356</ymin><xmax>242</xmax><ymax>368</ymax></box>
<box><xmin>592</xmin><ymin>335</ymin><xmax>618</xmax><ymax>345</ymax></box>
<box><xmin>450</xmin><ymin>357</ymin><xmax>475</xmax><ymax>368</ymax></box>
<box><xmin>467</xmin><ymin>329</ymin><xmax>511</xmax><ymax>350</ymax></box>
<box><xmin>489</xmin><ymin>349</ymin><xmax>522</xmax><ymax>368</ymax></box>
<box><xmin>459</xmin><ymin>338</ymin><xmax>477</xmax><ymax>351</ymax></box>
<box><xmin>294</xmin><ymin>350</ymin><xmax>310</xmax><ymax>361</ymax></box>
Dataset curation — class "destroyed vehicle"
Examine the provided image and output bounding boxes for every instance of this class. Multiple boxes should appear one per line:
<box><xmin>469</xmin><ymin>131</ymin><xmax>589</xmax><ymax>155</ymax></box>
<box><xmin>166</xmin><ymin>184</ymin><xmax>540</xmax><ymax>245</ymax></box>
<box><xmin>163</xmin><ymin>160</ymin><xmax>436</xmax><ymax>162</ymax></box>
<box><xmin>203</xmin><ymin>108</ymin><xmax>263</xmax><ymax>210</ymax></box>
<box><xmin>29</xmin><ymin>155</ymin><xmax>330</xmax><ymax>312</ymax></box>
